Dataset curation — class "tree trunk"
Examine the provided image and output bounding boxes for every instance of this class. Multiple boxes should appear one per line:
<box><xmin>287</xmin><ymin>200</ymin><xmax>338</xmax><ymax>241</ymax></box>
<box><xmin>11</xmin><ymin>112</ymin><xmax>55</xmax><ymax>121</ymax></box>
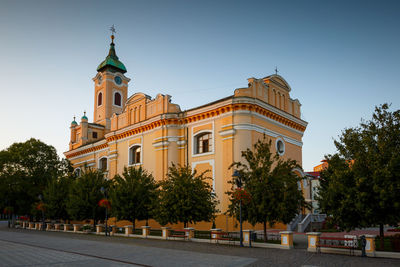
<box><xmin>184</xmin><ymin>222</ymin><xmax>187</xmax><ymax>228</ymax></box>
<box><xmin>132</xmin><ymin>219</ymin><xmax>136</xmax><ymax>230</ymax></box>
<box><xmin>379</xmin><ymin>223</ymin><xmax>384</xmax><ymax>250</ymax></box>
<box><xmin>263</xmin><ymin>221</ymin><xmax>267</xmax><ymax>242</ymax></box>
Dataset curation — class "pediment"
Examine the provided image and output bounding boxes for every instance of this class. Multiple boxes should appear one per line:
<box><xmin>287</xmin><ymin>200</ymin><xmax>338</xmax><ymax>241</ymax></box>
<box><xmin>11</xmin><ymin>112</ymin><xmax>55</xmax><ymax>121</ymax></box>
<box><xmin>126</xmin><ymin>92</ymin><xmax>151</xmax><ymax>105</ymax></box>
<box><xmin>263</xmin><ymin>74</ymin><xmax>291</xmax><ymax>92</ymax></box>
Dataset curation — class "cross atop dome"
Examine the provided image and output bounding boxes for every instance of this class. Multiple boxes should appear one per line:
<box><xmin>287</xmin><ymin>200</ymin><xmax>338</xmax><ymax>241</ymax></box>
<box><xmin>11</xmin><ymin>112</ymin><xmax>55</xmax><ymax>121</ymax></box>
<box><xmin>97</xmin><ymin>25</ymin><xmax>127</xmax><ymax>73</ymax></box>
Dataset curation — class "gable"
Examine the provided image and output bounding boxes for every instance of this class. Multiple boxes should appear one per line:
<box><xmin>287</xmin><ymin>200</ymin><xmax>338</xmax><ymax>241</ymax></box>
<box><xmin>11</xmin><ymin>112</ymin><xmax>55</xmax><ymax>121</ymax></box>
<box><xmin>263</xmin><ymin>74</ymin><xmax>291</xmax><ymax>92</ymax></box>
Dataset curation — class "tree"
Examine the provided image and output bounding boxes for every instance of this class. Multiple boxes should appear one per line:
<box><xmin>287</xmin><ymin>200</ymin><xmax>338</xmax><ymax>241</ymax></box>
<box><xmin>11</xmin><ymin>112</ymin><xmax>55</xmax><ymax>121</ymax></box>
<box><xmin>43</xmin><ymin>175</ymin><xmax>75</xmax><ymax>221</ymax></box>
<box><xmin>0</xmin><ymin>138</ymin><xmax>62</xmax><ymax>223</ymax></box>
<box><xmin>318</xmin><ymin>104</ymin><xmax>400</xmax><ymax>247</ymax></box>
<box><xmin>154</xmin><ymin>164</ymin><xmax>218</xmax><ymax>228</ymax></box>
<box><xmin>228</xmin><ymin>137</ymin><xmax>307</xmax><ymax>241</ymax></box>
<box><xmin>109</xmin><ymin>166</ymin><xmax>158</xmax><ymax>229</ymax></box>
<box><xmin>66</xmin><ymin>168</ymin><xmax>109</xmax><ymax>228</ymax></box>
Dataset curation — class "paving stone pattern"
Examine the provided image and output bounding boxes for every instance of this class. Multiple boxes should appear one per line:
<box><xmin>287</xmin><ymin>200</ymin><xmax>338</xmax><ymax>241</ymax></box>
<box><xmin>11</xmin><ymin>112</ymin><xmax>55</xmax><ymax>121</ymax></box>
<box><xmin>1</xmin><ymin>222</ymin><xmax>399</xmax><ymax>267</ymax></box>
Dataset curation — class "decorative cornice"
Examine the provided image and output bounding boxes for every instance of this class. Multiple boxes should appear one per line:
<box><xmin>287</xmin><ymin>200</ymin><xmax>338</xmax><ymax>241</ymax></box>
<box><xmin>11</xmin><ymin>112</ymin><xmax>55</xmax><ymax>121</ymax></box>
<box><xmin>65</xmin><ymin>99</ymin><xmax>306</xmax><ymax>158</ymax></box>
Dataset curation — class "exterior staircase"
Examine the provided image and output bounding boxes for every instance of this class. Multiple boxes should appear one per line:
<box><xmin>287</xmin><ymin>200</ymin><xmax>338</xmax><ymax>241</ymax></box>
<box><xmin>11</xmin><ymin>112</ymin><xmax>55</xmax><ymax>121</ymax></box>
<box><xmin>297</xmin><ymin>213</ymin><xmax>327</xmax><ymax>232</ymax></box>
<box><xmin>287</xmin><ymin>213</ymin><xmax>327</xmax><ymax>232</ymax></box>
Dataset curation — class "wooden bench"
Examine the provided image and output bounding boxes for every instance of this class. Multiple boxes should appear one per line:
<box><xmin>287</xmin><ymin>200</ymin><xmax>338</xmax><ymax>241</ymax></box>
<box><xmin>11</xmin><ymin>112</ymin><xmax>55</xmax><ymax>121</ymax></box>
<box><xmin>169</xmin><ymin>229</ymin><xmax>188</xmax><ymax>239</ymax></box>
<box><xmin>318</xmin><ymin>237</ymin><xmax>358</xmax><ymax>255</ymax></box>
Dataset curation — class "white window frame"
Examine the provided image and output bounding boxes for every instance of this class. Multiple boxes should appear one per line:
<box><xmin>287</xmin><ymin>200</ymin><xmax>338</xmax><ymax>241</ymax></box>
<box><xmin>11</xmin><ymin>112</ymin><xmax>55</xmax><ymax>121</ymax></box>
<box><xmin>113</xmin><ymin>90</ymin><xmax>122</xmax><ymax>107</ymax></box>
<box><xmin>128</xmin><ymin>144</ymin><xmax>142</xmax><ymax>166</ymax></box>
<box><xmin>98</xmin><ymin>156</ymin><xmax>108</xmax><ymax>172</ymax></box>
<box><xmin>192</xmin><ymin>129</ymin><xmax>214</xmax><ymax>157</ymax></box>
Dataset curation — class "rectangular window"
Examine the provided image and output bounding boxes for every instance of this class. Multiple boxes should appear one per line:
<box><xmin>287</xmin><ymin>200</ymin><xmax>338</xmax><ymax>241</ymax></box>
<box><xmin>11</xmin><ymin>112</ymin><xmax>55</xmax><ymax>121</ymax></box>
<box><xmin>93</xmin><ymin>132</ymin><xmax>98</xmax><ymax>139</ymax></box>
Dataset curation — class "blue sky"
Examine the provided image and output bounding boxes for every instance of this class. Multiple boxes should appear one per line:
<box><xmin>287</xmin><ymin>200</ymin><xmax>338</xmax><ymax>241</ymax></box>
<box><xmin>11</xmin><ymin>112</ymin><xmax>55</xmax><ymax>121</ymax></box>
<box><xmin>0</xmin><ymin>0</ymin><xmax>399</xmax><ymax>171</ymax></box>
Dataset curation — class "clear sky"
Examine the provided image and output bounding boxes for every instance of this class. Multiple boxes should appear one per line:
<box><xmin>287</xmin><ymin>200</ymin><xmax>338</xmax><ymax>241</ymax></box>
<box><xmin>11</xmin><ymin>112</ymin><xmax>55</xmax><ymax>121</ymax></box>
<box><xmin>0</xmin><ymin>0</ymin><xmax>399</xmax><ymax>171</ymax></box>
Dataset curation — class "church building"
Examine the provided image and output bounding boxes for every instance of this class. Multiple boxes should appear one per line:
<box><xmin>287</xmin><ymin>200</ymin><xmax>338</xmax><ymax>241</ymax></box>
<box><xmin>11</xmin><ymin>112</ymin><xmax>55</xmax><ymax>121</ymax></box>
<box><xmin>64</xmin><ymin>34</ymin><xmax>309</xmax><ymax>230</ymax></box>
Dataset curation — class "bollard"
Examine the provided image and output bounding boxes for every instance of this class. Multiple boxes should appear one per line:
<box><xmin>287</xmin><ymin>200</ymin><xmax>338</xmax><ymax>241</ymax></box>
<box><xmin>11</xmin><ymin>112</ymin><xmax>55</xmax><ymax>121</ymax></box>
<box><xmin>364</xmin><ymin>235</ymin><xmax>376</xmax><ymax>257</ymax></box>
<box><xmin>161</xmin><ymin>227</ymin><xmax>170</xmax><ymax>240</ymax></box>
<box><xmin>125</xmin><ymin>225</ymin><xmax>133</xmax><ymax>236</ymax></box>
<box><xmin>184</xmin><ymin>228</ymin><xmax>195</xmax><ymax>240</ymax></box>
<box><xmin>306</xmin><ymin>232</ymin><xmax>321</xmax><ymax>252</ymax></box>
<box><xmin>96</xmin><ymin>224</ymin><xmax>104</xmax><ymax>234</ymax></box>
<box><xmin>279</xmin><ymin>231</ymin><xmax>294</xmax><ymax>249</ymax></box>
<box><xmin>243</xmin><ymin>230</ymin><xmax>253</xmax><ymax>247</ymax></box>
<box><xmin>142</xmin><ymin>226</ymin><xmax>150</xmax><ymax>237</ymax></box>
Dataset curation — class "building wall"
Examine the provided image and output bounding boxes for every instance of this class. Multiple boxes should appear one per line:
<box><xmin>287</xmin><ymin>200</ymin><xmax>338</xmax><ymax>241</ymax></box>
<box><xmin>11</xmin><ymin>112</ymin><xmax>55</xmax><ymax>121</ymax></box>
<box><xmin>65</xmin><ymin>74</ymin><xmax>308</xmax><ymax>231</ymax></box>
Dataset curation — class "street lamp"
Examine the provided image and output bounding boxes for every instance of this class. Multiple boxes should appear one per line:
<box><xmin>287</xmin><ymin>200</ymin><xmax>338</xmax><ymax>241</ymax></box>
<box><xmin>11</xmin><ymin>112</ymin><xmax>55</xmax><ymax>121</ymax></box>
<box><xmin>233</xmin><ymin>170</ymin><xmax>243</xmax><ymax>247</ymax></box>
<box><xmin>100</xmin><ymin>187</ymin><xmax>108</xmax><ymax>237</ymax></box>
<box><xmin>38</xmin><ymin>194</ymin><xmax>45</xmax><ymax>231</ymax></box>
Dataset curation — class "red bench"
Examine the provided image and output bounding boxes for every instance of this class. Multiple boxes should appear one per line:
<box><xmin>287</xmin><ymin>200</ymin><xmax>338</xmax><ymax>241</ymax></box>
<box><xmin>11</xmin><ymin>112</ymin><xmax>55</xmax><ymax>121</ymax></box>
<box><xmin>169</xmin><ymin>229</ymin><xmax>188</xmax><ymax>239</ymax></box>
<box><xmin>211</xmin><ymin>231</ymin><xmax>234</xmax><ymax>244</ymax></box>
<box><xmin>318</xmin><ymin>237</ymin><xmax>358</xmax><ymax>255</ymax></box>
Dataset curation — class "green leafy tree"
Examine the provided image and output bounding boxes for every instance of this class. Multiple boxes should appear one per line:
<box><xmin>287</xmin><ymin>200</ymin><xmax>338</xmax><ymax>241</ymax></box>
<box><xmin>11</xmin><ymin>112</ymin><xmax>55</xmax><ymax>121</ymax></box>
<box><xmin>109</xmin><ymin>166</ymin><xmax>158</xmax><ymax>229</ymax></box>
<box><xmin>154</xmin><ymin>164</ymin><xmax>219</xmax><ymax>228</ymax></box>
<box><xmin>0</xmin><ymin>138</ymin><xmax>62</xmax><ymax>222</ymax></box>
<box><xmin>228</xmin><ymin>137</ymin><xmax>307</xmax><ymax>241</ymax></box>
<box><xmin>66</xmin><ymin>168</ymin><xmax>109</xmax><ymax>228</ymax></box>
<box><xmin>43</xmin><ymin>175</ymin><xmax>75</xmax><ymax>222</ymax></box>
<box><xmin>318</xmin><ymin>104</ymin><xmax>400</xmax><ymax>247</ymax></box>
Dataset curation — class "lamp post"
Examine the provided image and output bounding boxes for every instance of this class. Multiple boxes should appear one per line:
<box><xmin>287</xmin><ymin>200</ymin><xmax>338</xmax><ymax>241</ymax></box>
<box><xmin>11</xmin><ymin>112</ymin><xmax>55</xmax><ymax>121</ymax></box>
<box><xmin>38</xmin><ymin>194</ymin><xmax>45</xmax><ymax>231</ymax></box>
<box><xmin>233</xmin><ymin>170</ymin><xmax>243</xmax><ymax>247</ymax></box>
<box><xmin>100</xmin><ymin>187</ymin><xmax>108</xmax><ymax>237</ymax></box>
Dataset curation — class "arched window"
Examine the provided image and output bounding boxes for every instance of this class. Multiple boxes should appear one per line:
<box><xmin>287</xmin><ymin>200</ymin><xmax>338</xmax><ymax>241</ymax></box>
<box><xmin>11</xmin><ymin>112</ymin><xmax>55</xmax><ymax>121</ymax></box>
<box><xmin>98</xmin><ymin>92</ymin><xmax>103</xmax><ymax>106</ymax></box>
<box><xmin>275</xmin><ymin>138</ymin><xmax>285</xmax><ymax>156</ymax></box>
<box><xmin>195</xmin><ymin>132</ymin><xmax>212</xmax><ymax>154</ymax></box>
<box><xmin>129</xmin><ymin>145</ymin><xmax>141</xmax><ymax>165</ymax></box>
<box><xmin>99</xmin><ymin>157</ymin><xmax>107</xmax><ymax>171</ymax></box>
<box><xmin>114</xmin><ymin>92</ymin><xmax>121</xmax><ymax>106</ymax></box>
<box><xmin>74</xmin><ymin>168</ymin><xmax>81</xmax><ymax>177</ymax></box>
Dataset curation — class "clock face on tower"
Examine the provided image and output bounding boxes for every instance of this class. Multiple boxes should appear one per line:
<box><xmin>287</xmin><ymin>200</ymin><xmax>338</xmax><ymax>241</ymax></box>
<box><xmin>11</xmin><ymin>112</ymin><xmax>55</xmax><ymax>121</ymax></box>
<box><xmin>114</xmin><ymin>76</ymin><xmax>122</xmax><ymax>85</ymax></box>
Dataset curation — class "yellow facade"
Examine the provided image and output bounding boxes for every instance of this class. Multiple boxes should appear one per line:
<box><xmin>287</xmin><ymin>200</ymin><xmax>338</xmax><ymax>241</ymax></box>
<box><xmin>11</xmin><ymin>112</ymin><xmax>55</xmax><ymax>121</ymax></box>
<box><xmin>64</xmin><ymin>37</ymin><xmax>308</xmax><ymax>231</ymax></box>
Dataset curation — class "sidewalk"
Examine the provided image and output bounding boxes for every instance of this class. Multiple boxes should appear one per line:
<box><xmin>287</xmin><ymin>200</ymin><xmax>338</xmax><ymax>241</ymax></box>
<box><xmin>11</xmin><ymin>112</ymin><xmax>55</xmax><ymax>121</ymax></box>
<box><xmin>1</xmin><ymin>222</ymin><xmax>400</xmax><ymax>266</ymax></box>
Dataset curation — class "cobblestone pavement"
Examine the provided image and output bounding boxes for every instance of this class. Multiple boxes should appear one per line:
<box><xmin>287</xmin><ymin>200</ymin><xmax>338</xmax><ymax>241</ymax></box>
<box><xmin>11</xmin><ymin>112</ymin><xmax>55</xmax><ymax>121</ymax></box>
<box><xmin>1</xmin><ymin>222</ymin><xmax>399</xmax><ymax>267</ymax></box>
<box><xmin>0</xmin><ymin>239</ymin><xmax>135</xmax><ymax>267</ymax></box>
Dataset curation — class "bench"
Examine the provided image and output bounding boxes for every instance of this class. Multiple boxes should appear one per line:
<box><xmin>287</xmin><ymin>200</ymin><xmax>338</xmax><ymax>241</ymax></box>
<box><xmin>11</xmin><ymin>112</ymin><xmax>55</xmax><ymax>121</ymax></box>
<box><xmin>212</xmin><ymin>231</ymin><xmax>234</xmax><ymax>244</ymax></box>
<box><xmin>318</xmin><ymin>237</ymin><xmax>358</xmax><ymax>255</ymax></box>
<box><xmin>169</xmin><ymin>229</ymin><xmax>188</xmax><ymax>239</ymax></box>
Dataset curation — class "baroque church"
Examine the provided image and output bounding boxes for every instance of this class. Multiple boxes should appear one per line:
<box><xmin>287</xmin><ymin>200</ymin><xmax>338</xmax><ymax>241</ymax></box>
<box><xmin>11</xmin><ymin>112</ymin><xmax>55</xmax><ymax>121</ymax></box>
<box><xmin>64</xmin><ymin>34</ymin><xmax>309</xmax><ymax>230</ymax></box>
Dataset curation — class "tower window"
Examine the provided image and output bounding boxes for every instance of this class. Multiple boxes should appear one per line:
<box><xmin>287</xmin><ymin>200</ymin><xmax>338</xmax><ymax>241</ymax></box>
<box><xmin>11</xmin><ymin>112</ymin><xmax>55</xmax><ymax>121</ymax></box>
<box><xmin>98</xmin><ymin>92</ymin><xmax>103</xmax><ymax>106</ymax></box>
<box><xmin>195</xmin><ymin>132</ymin><xmax>212</xmax><ymax>154</ymax></box>
<box><xmin>99</xmin><ymin>157</ymin><xmax>107</xmax><ymax>172</ymax></box>
<box><xmin>92</xmin><ymin>132</ymin><xmax>98</xmax><ymax>139</ymax></box>
<box><xmin>114</xmin><ymin>92</ymin><xmax>122</xmax><ymax>106</ymax></box>
<box><xmin>129</xmin><ymin>145</ymin><xmax>141</xmax><ymax>165</ymax></box>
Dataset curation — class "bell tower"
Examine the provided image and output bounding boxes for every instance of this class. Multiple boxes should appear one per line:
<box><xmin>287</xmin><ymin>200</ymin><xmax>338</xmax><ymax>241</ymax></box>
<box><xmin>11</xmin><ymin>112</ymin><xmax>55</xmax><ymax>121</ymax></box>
<box><xmin>93</xmin><ymin>30</ymin><xmax>130</xmax><ymax>129</ymax></box>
